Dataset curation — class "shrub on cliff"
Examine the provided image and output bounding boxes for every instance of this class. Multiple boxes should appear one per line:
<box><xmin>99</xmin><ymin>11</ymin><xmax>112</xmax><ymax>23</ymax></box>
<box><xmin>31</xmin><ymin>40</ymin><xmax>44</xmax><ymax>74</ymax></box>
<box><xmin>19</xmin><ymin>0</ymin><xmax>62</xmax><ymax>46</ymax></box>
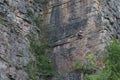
<box><xmin>25</xmin><ymin>37</ymin><xmax>55</xmax><ymax>80</ymax></box>
<box><xmin>85</xmin><ymin>38</ymin><xmax>120</xmax><ymax>80</ymax></box>
<box><xmin>103</xmin><ymin>38</ymin><xmax>120</xmax><ymax>80</ymax></box>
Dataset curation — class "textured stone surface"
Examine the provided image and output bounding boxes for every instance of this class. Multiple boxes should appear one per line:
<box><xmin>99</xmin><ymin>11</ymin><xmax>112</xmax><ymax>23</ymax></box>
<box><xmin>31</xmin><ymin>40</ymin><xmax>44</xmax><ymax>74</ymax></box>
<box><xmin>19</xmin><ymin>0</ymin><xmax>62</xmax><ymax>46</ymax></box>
<box><xmin>0</xmin><ymin>0</ymin><xmax>42</xmax><ymax>80</ymax></box>
<box><xmin>0</xmin><ymin>0</ymin><xmax>120</xmax><ymax>80</ymax></box>
<box><xmin>45</xmin><ymin>0</ymin><xmax>120</xmax><ymax>79</ymax></box>
<box><xmin>100</xmin><ymin>0</ymin><xmax>120</xmax><ymax>39</ymax></box>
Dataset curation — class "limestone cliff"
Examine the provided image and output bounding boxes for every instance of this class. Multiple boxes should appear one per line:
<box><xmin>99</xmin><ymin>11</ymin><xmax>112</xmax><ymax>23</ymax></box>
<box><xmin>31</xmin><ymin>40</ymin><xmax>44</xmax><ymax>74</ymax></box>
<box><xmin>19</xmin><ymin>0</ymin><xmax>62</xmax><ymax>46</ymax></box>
<box><xmin>0</xmin><ymin>0</ymin><xmax>120</xmax><ymax>80</ymax></box>
<box><xmin>46</xmin><ymin>0</ymin><xmax>120</xmax><ymax>79</ymax></box>
<box><xmin>0</xmin><ymin>0</ymin><xmax>42</xmax><ymax>80</ymax></box>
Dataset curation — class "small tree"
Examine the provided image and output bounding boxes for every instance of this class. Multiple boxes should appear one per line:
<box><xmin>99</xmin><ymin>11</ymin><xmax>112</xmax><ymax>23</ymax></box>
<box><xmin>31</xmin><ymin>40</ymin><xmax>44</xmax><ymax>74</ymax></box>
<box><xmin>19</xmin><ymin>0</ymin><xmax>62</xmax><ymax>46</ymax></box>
<box><xmin>85</xmin><ymin>38</ymin><xmax>120</xmax><ymax>80</ymax></box>
<box><xmin>104</xmin><ymin>38</ymin><xmax>120</xmax><ymax>80</ymax></box>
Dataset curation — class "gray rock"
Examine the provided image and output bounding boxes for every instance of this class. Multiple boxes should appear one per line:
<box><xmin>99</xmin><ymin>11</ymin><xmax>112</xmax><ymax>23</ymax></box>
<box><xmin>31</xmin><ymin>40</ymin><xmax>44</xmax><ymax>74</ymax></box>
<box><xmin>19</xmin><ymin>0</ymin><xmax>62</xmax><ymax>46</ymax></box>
<box><xmin>7</xmin><ymin>12</ymin><xmax>16</xmax><ymax>21</ymax></box>
<box><xmin>0</xmin><ymin>0</ymin><xmax>40</xmax><ymax>80</ymax></box>
<box><xmin>0</xmin><ymin>0</ymin><xmax>4</xmax><ymax>4</ymax></box>
<box><xmin>18</xmin><ymin>0</ymin><xmax>27</xmax><ymax>13</ymax></box>
<box><xmin>7</xmin><ymin>0</ymin><xmax>16</xmax><ymax>7</ymax></box>
<box><xmin>0</xmin><ymin>5</ymin><xmax>7</xmax><ymax>16</ymax></box>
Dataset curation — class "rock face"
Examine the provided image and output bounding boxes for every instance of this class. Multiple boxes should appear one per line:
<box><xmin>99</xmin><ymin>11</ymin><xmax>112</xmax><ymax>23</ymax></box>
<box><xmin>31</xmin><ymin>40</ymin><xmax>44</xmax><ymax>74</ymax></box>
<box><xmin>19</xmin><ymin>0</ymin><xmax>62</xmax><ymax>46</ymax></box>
<box><xmin>101</xmin><ymin>0</ymin><xmax>120</xmax><ymax>39</ymax></box>
<box><xmin>0</xmin><ymin>0</ymin><xmax>120</xmax><ymax>80</ymax></box>
<box><xmin>0</xmin><ymin>0</ymin><xmax>42</xmax><ymax>80</ymax></box>
<box><xmin>45</xmin><ymin>0</ymin><xmax>120</xmax><ymax>79</ymax></box>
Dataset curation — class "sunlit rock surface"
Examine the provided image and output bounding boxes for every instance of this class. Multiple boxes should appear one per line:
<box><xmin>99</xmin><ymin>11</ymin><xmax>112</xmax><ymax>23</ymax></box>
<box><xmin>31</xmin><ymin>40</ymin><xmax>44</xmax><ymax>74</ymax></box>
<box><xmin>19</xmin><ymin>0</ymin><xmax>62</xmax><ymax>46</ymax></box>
<box><xmin>45</xmin><ymin>0</ymin><xmax>120</xmax><ymax>79</ymax></box>
<box><xmin>0</xmin><ymin>0</ymin><xmax>42</xmax><ymax>80</ymax></box>
<box><xmin>0</xmin><ymin>0</ymin><xmax>120</xmax><ymax>80</ymax></box>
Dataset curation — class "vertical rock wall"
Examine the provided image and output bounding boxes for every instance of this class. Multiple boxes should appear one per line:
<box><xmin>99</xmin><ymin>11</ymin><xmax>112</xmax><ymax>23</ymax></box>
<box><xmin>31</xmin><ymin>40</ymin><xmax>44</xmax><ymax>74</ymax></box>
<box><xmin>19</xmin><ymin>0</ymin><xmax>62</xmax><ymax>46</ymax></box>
<box><xmin>47</xmin><ymin>0</ymin><xmax>105</xmax><ymax>72</ymax></box>
<box><xmin>45</xmin><ymin>0</ymin><xmax>120</xmax><ymax>79</ymax></box>
<box><xmin>100</xmin><ymin>0</ymin><xmax>120</xmax><ymax>39</ymax></box>
<box><xmin>0</xmin><ymin>0</ymin><xmax>42</xmax><ymax>80</ymax></box>
<box><xmin>0</xmin><ymin>0</ymin><xmax>120</xmax><ymax>80</ymax></box>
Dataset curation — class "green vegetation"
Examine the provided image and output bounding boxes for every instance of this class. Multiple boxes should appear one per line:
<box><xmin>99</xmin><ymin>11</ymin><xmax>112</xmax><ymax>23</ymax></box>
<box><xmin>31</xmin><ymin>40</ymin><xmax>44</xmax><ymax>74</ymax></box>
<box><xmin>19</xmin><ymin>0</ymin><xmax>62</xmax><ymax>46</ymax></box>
<box><xmin>103</xmin><ymin>38</ymin><xmax>120</xmax><ymax>80</ymax></box>
<box><xmin>73</xmin><ymin>54</ymin><xmax>97</xmax><ymax>80</ymax></box>
<box><xmin>26</xmin><ymin>5</ymin><xmax>55</xmax><ymax>80</ymax></box>
<box><xmin>73</xmin><ymin>39</ymin><xmax>120</xmax><ymax>80</ymax></box>
<box><xmin>25</xmin><ymin>36</ymin><xmax>55</xmax><ymax>80</ymax></box>
<box><xmin>74</xmin><ymin>60</ymin><xmax>83</xmax><ymax>71</ymax></box>
<box><xmin>74</xmin><ymin>54</ymin><xmax>97</xmax><ymax>72</ymax></box>
<box><xmin>40</xmin><ymin>0</ymin><xmax>48</xmax><ymax>5</ymax></box>
<box><xmin>85</xmin><ymin>38</ymin><xmax>120</xmax><ymax>80</ymax></box>
<box><xmin>0</xmin><ymin>18</ymin><xmax>5</xmax><ymax>24</ymax></box>
<box><xmin>85</xmin><ymin>54</ymin><xmax>97</xmax><ymax>70</ymax></box>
